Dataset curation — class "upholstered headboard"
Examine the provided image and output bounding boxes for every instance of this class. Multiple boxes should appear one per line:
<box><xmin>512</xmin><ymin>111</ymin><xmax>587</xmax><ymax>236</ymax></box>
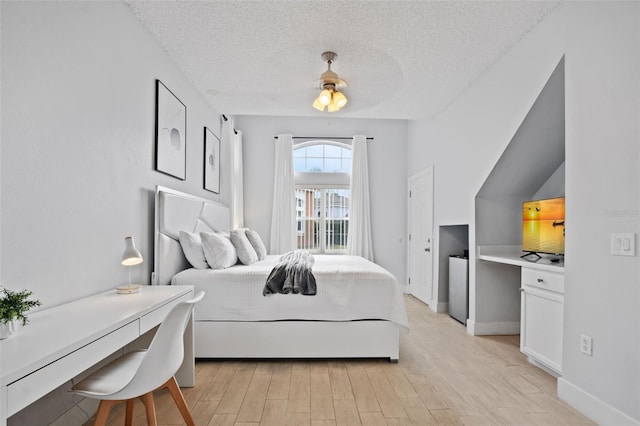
<box><xmin>153</xmin><ymin>186</ymin><xmax>230</xmax><ymax>285</ymax></box>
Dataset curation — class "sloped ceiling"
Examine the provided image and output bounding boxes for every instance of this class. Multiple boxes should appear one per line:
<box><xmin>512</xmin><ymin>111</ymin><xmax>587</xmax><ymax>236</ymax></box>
<box><xmin>127</xmin><ymin>1</ymin><xmax>559</xmax><ymax>120</ymax></box>
<box><xmin>478</xmin><ymin>58</ymin><xmax>565</xmax><ymax>199</ymax></box>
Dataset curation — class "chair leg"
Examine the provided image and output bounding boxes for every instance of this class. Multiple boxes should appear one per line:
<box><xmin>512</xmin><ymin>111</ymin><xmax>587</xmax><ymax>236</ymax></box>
<box><xmin>93</xmin><ymin>400</ymin><xmax>116</xmax><ymax>426</ymax></box>
<box><xmin>125</xmin><ymin>399</ymin><xmax>134</xmax><ymax>426</ymax></box>
<box><xmin>164</xmin><ymin>376</ymin><xmax>196</xmax><ymax>426</ymax></box>
<box><xmin>140</xmin><ymin>392</ymin><xmax>158</xmax><ymax>426</ymax></box>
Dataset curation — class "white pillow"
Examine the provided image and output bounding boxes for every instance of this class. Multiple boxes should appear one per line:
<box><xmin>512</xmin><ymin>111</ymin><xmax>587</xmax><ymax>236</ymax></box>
<box><xmin>178</xmin><ymin>231</ymin><xmax>209</xmax><ymax>269</ymax></box>
<box><xmin>200</xmin><ymin>232</ymin><xmax>238</xmax><ymax>269</ymax></box>
<box><xmin>230</xmin><ymin>229</ymin><xmax>259</xmax><ymax>265</ymax></box>
<box><xmin>245</xmin><ymin>229</ymin><xmax>267</xmax><ymax>260</ymax></box>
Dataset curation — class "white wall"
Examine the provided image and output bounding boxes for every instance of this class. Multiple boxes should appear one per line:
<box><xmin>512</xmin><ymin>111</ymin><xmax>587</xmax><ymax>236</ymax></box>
<box><xmin>407</xmin><ymin>2</ymin><xmax>640</xmax><ymax>423</ymax></box>
<box><xmin>0</xmin><ymin>1</ymin><xmax>3</xmax><ymax>284</ymax></box>
<box><xmin>234</xmin><ymin>115</ymin><xmax>408</xmax><ymax>286</ymax></box>
<box><xmin>1</xmin><ymin>3</ymin><xmax>223</xmax><ymax>423</ymax></box>
<box><xmin>533</xmin><ymin>162</ymin><xmax>565</xmax><ymax>200</ymax></box>
<box><xmin>559</xmin><ymin>2</ymin><xmax>640</xmax><ymax>423</ymax></box>
<box><xmin>407</xmin><ymin>6</ymin><xmax>565</xmax><ymax>320</ymax></box>
<box><xmin>1</xmin><ymin>2</ymin><xmax>224</xmax><ymax>310</ymax></box>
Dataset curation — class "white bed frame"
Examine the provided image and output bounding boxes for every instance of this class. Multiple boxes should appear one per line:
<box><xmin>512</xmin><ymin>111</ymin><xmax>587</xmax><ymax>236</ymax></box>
<box><xmin>153</xmin><ymin>186</ymin><xmax>399</xmax><ymax>361</ymax></box>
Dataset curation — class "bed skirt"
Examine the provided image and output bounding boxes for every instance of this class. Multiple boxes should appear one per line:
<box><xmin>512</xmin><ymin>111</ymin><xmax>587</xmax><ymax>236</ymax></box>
<box><xmin>194</xmin><ymin>319</ymin><xmax>399</xmax><ymax>362</ymax></box>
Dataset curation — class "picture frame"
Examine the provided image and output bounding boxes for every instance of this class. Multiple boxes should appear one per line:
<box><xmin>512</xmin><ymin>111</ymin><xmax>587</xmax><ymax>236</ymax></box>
<box><xmin>204</xmin><ymin>127</ymin><xmax>220</xmax><ymax>194</ymax></box>
<box><xmin>155</xmin><ymin>80</ymin><xmax>187</xmax><ymax>180</ymax></box>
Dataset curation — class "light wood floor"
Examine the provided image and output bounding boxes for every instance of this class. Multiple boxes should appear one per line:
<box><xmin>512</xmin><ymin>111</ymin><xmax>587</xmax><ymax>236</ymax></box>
<box><xmin>100</xmin><ymin>295</ymin><xmax>594</xmax><ymax>425</ymax></box>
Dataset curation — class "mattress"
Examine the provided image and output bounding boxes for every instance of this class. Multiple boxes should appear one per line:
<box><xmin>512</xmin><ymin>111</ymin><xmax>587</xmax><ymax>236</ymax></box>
<box><xmin>171</xmin><ymin>255</ymin><xmax>409</xmax><ymax>332</ymax></box>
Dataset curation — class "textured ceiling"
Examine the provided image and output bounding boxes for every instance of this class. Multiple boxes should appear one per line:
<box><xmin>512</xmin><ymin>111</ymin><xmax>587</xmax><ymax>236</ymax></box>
<box><xmin>127</xmin><ymin>1</ymin><xmax>559</xmax><ymax>120</ymax></box>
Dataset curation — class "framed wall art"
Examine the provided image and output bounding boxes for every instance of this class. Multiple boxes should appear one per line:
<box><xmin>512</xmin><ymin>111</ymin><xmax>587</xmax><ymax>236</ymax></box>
<box><xmin>204</xmin><ymin>127</ymin><xmax>220</xmax><ymax>193</ymax></box>
<box><xmin>155</xmin><ymin>80</ymin><xmax>186</xmax><ymax>180</ymax></box>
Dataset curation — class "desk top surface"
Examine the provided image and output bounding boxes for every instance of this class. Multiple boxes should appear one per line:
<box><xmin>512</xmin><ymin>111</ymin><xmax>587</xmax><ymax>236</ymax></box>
<box><xmin>0</xmin><ymin>285</ymin><xmax>192</xmax><ymax>386</ymax></box>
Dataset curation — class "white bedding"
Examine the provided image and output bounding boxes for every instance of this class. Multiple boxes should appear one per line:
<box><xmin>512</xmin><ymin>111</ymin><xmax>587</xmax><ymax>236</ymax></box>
<box><xmin>171</xmin><ymin>255</ymin><xmax>409</xmax><ymax>332</ymax></box>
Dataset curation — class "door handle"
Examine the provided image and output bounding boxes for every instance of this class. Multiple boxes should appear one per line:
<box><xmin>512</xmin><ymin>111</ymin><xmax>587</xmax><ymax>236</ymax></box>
<box><xmin>424</xmin><ymin>248</ymin><xmax>431</xmax><ymax>252</ymax></box>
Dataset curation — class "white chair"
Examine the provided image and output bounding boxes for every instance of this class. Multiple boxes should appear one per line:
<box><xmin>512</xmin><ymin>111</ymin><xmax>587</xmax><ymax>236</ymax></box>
<box><xmin>71</xmin><ymin>291</ymin><xmax>205</xmax><ymax>426</ymax></box>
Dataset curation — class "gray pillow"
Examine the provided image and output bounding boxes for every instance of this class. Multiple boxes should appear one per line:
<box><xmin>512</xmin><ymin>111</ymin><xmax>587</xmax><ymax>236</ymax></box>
<box><xmin>200</xmin><ymin>232</ymin><xmax>238</xmax><ymax>269</ymax></box>
<box><xmin>245</xmin><ymin>229</ymin><xmax>267</xmax><ymax>260</ymax></box>
<box><xmin>178</xmin><ymin>231</ymin><xmax>209</xmax><ymax>269</ymax></box>
<box><xmin>230</xmin><ymin>229</ymin><xmax>259</xmax><ymax>265</ymax></box>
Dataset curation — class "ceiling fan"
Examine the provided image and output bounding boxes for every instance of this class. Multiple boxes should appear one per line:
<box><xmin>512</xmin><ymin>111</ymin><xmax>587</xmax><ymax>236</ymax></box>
<box><xmin>312</xmin><ymin>51</ymin><xmax>348</xmax><ymax>112</ymax></box>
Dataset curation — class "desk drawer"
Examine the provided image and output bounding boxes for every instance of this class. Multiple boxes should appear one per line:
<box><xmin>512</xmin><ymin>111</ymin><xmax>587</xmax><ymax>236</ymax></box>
<box><xmin>522</xmin><ymin>268</ymin><xmax>564</xmax><ymax>294</ymax></box>
<box><xmin>140</xmin><ymin>291</ymin><xmax>192</xmax><ymax>334</ymax></box>
<box><xmin>6</xmin><ymin>320</ymin><xmax>139</xmax><ymax>416</ymax></box>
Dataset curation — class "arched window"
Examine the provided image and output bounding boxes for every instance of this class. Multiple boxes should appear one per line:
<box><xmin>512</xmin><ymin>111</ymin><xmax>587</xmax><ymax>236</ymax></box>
<box><xmin>293</xmin><ymin>141</ymin><xmax>351</xmax><ymax>253</ymax></box>
<box><xmin>293</xmin><ymin>142</ymin><xmax>352</xmax><ymax>173</ymax></box>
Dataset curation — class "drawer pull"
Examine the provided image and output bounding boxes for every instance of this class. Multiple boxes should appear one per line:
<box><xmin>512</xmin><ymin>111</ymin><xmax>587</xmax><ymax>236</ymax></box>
<box><xmin>537</xmin><ymin>278</ymin><xmax>544</xmax><ymax>283</ymax></box>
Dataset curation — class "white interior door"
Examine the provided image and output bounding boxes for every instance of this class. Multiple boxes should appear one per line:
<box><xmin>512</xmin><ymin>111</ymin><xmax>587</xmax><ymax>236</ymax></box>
<box><xmin>408</xmin><ymin>167</ymin><xmax>434</xmax><ymax>306</ymax></box>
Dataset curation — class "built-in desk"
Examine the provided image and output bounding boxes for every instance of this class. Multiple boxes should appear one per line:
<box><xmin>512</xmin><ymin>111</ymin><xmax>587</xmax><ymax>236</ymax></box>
<box><xmin>478</xmin><ymin>244</ymin><xmax>565</xmax><ymax>272</ymax></box>
<box><xmin>479</xmin><ymin>245</ymin><xmax>564</xmax><ymax>376</ymax></box>
<box><xmin>0</xmin><ymin>285</ymin><xmax>194</xmax><ymax>425</ymax></box>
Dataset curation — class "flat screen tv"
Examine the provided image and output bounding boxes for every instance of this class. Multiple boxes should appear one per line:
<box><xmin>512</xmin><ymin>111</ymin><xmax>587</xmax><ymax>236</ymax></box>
<box><xmin>522</xmin><ymin>197</ymin><xmax>565</xmax><ymax>259</ymax></box>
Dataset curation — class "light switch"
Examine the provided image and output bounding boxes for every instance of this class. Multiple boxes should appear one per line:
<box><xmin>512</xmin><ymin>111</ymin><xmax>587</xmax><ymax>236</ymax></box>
<box><xmin>611</xmin><ymin>233</ymin><xmax>635</xmax><ymax>256</ymax></box>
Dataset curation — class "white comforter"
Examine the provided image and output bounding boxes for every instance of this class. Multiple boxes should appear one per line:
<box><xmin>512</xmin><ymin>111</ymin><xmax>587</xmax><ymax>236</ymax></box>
<box><xmin>171</xmin><ymin>255</ymin><xmax>408</xmax><ymax>332</ymax></box>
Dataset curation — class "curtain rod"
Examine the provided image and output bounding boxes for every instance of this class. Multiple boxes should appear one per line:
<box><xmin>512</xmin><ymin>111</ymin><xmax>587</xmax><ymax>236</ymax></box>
<box><xmin>273</xmin><ymin>136</ymin><xmax>374</xmax><ymax>140</ymax></box>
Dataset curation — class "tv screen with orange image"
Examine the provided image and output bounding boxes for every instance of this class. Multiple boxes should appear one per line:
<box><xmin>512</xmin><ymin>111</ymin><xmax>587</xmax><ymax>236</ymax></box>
<box><xmin>522</xmin><ymin>197</ymin><xmax>565</xmax><ymax>256</ymax></box>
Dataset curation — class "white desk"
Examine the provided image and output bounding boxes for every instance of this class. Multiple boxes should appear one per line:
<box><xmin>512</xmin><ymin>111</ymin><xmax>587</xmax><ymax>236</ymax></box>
<box><xmin>477</xmin><ymin>244</ymin><xmax>565</xmax><ymax>272</ymax></box>
<box><xmin>478</xmin><ymin>245</ymin><xmax>564</xmax><ymax>375</ymax></box>
<box><xmin>0</xmin><ymin>285</ymin><xmax>194</xmax><ymax>425</ymax></box>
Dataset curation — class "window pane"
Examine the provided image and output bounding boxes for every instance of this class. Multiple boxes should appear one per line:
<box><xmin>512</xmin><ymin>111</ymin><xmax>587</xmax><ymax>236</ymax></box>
<box><xmin>296</xmin><ymin>187</ymin><xmax>349</xmax><ymax>253</ymax></box>
<box><xmin>324</xmin><ymin>188</ymin><xmax>350</xmax><ymax>252</ymax></box>
<box><xmin>324</xmin><ymin>158</ymin><xmax>341</xmax><ymax>173</ymax></box>
<box><xmin>307</xmin><ymin>158</ymin><xmax>323</xmax><ymax>172</ymax></box>
<box><xmin>306</xmin><ymin>144</ymin><xmax>323</xmax><ymax>157</ymax></box>
<box><xmin>294</xmin><ymin>157</ymin><xmax>305</xmax><ymax>172</ymax></box>
<box><xmin>296</xmin><ymin>188</ymin><xmax>321</xmax><ymax>252</ymax></box>
<box><xmin>324</xmin><ymin>144</ymin><xmax>342</xmax><ymax>158</ymax></box>
<box><xmin>293</xmin><ymin>142</ymin><xmax>352</xmax><ymax>173</ymax></box>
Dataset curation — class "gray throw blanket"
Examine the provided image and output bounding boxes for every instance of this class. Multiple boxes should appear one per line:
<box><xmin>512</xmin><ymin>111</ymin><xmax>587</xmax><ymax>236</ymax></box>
<box><xmin>263</xmin><ymin>250</ymin><xmax>317</xmax><ymax>296</ymax></box>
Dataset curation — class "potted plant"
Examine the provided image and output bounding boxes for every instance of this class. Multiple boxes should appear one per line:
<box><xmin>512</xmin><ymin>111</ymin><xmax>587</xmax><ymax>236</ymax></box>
<box><xmin>0</xmin><ymin>287</ymin><xmax>42</xmax><ymax>339</ymax></box>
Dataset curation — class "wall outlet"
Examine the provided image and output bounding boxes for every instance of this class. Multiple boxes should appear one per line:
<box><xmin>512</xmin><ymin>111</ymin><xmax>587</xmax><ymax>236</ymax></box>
<box><xmin>580</xmin><ymin>334</ymin><xmax>593</xmax><ymax>356</ymax></box>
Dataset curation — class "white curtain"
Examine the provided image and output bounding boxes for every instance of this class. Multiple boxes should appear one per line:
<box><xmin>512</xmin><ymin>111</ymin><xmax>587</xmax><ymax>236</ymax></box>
<box><xmin>221</xmin><ymin>118</ymin><xmax>244</xmax><ymax>228</ymax></box>
<box><xmin>221</xmin><ymin>117</ymin><xmax>233</xmax><ymax>207</ymax></box>
<box><xmin>231</xmin><ymin>129</ymin><xmax>244</xmax><ymax>228</ymax></box>
<box><xmin>347</xmin><ymin>135</ymin><xmax>374</xmax><ymax>261</ymax></box>
<box><xmin>269</xmin><ymin>134</ymin><xmax>296</xmax><ymax>254</ymax></box>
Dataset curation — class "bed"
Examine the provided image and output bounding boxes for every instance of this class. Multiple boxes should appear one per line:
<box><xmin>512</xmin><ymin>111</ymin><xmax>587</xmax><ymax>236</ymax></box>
<box><xmin>153</xmin><ymin>186</ymin><xmax>408</xmax><ymax>361</ymax></box>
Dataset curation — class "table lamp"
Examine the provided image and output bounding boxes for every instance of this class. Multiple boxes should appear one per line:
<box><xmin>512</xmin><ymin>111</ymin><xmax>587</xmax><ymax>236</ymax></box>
<box><xmin>117</xmin><ymin>236</ymin><xmax>143</xmax><ymax>294</ymax></box>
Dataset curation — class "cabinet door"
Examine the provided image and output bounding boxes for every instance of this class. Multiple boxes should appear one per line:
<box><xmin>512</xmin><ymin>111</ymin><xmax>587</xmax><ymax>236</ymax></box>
<box><xmin>520</xmin><ymin>286</ymin><xmax>563</xmax><ymax>375</ymax></box>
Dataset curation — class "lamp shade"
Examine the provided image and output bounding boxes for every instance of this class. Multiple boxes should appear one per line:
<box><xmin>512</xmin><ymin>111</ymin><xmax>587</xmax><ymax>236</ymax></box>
<box><xmin>312</xmin><ymin>97</ymin><xmax>325</xmax><ymax>111</ymax></box>
<box><xmin>318</xmin><ymin>89</ymin><xmax>332</xmax><ymax>106</ymax></box>
<box><xmin>333</xmin><ymin>91</ymin><xmax>347</xmax><ymax>109</ymax></box>
<box><xmin>327</xmin><ymin>96</ymin><xmax>339</xmax><ymax>112</ymax></box>
<box><xmin>121</xmin><ymin>236</ymin><xmax>143</xmax><ymax>266</ymax></box>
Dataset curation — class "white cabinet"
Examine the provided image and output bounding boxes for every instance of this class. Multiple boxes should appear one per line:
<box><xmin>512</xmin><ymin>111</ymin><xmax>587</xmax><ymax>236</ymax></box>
<box><xmin>520</xmin><ymin>267</ymin><xmax>564</xmax><ymax>376</ymax></box>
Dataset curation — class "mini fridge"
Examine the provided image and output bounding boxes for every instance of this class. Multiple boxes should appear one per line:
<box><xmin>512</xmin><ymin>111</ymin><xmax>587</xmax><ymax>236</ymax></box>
<box><xmin>449</xmin><ymin>255</ymin><xmax>469</xmax><ymax>325</ymax></box>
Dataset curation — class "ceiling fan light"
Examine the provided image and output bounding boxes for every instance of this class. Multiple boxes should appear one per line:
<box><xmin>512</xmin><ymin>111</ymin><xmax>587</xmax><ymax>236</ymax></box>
<box><xmin>327</xmin><ymin>95</ymin><xmax>339</xmax><ymax>112</ymax></box>
<box><xmin>312</xmin><ymin>96</ymin><xmax>325</xmax><ymax>111</ymax></box>
<box><xmin>312</xmin><ymin>52</ymin><xmax>348</xmax><ymax>113</ymax></box>
<box><xmin>333</xmin><ymin>91</ymin><xmax>347</xmax><ymax>109</ymax></box>
<box><xmin>318</xmin><ymin>89</ymin><xmax>332</xmax><ymax>106</ymax></box>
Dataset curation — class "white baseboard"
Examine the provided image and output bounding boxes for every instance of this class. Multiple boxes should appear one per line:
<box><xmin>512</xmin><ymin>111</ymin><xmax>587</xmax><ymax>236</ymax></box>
<box><xmin>558</xmin><ymin>378</ymin><xmax>639</xmax><ymax>426</ymax></box>
<box><xmin>466</xmin><ymin>319</ymin><xmax>520</xmax><ymax>335</ymax></box>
